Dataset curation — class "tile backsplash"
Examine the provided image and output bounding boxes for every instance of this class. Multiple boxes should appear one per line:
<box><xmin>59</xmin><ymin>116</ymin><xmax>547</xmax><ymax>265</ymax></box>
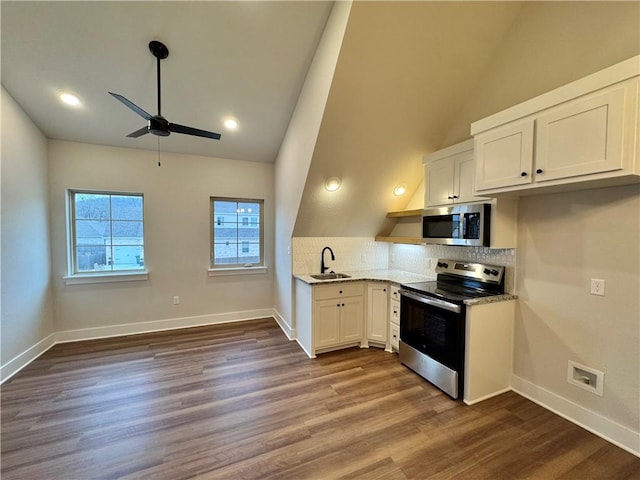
<box><xmin>293</xmin><ymin>237</ymin><xmax>516</xmax><ymax>293</ymax></box>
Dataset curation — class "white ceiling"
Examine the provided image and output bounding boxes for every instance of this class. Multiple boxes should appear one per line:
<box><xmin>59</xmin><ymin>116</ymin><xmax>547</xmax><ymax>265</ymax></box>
<box><xmin>1</xmin><ymin>1</ymin><xmax>333</xmax><ymax>163</ymax></box>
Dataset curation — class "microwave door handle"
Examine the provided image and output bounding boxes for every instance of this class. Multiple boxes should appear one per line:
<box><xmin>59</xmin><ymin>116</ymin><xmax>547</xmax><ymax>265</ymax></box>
<box><xmin>399</xmin><ymin>290</ymin><xmax>461</xmax><ymax>313</ymax></box>
<box><xmin>461</xmin><ymin>215</ymin><xmax>466</xmax><ymax>239</ymax></box>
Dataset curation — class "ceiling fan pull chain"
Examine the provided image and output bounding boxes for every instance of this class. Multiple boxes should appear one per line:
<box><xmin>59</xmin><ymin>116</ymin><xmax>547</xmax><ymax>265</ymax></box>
<box><xmin>157</xmin><ymin>136</ymin><xmax>161</xmax><ymax>167</ymax></box>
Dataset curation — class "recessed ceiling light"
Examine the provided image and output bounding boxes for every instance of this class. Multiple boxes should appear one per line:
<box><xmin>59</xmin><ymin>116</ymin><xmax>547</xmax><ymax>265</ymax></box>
<box><xmin>59</xmin><ymin>92</ymin><xmax>81</xmax><ymax>107</ymax></box>
<box><xmin>224</xmin><ymin>118</ymin><xmax>238</xmax><ymax>130</ymax></box>
<box><xmin>393</xmin><ymin>183</ymin><xmax>407</xmax><ymax>196</ymax></box>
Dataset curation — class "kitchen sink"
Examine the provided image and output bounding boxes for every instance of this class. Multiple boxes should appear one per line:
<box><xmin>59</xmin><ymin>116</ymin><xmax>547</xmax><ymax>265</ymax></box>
<box><xmin>310</xmin><ymin>273</ymin><xmax>351</xmax><ymax>280</ymax></box>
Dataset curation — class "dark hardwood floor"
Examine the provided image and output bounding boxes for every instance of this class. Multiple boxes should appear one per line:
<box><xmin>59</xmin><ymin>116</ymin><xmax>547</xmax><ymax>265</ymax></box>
<box><xmin>2</xmin><ymin>318</ymin><xmax>638</xmax><ymax>479</ymax></box>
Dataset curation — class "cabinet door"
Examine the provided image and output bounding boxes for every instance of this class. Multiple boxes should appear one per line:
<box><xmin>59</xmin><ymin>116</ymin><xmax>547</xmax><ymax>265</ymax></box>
<box><xmin>367</xmin><ymin>284</ymin><xmax>388</xmax><ymax>343</ymax></box>
<box><xmin>424</xmin><ymin>158</ymin><xmax>454</xmax><ymax>206</ymax></box>
<box><xmin>535</xmin><ymin>81</ymin><xmax>631</xmax><ymax>182</ymax></box>
<box><xmin>313</xmin><ymin>299</ymin><xmax>341</xmax><ymax>349</ymax></box>
<box><xmin>454</xmin><ymin>151</ymin><xmax>489</xmax><ymax>203</ymax></box>
<box><xmin>340</xmin><ymin>296</ymin><xmax>364</xmax><ymax>343</ymax></box>
<box><xmin>474</xmin><ymin>119</ymin><xmax>534</xmax><ymax>191</ymax></box>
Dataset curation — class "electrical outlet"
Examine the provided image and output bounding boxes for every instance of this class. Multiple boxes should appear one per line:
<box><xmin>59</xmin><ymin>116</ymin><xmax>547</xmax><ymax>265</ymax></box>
<box><xmin>173</xmin><ymin>295</ymin><xmax>180</xmax><ymax>305</ymax></box>
<box><xmin>590</xmin><ymin>279</ymin><xmax>605</xmax><ymax>296</ymax></box>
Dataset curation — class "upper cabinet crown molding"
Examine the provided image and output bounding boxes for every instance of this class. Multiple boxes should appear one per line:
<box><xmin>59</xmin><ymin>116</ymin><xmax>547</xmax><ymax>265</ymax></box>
<box><xmin>471</xmin><ymin>55</ymin><xmax>640</xmax><ymax>195</ymax></box>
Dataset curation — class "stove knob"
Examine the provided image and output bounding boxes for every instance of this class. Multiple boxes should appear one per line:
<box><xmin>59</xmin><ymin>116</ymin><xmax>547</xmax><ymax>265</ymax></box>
<box><xmin>441</xmin><ymin>262</ymin><xmax>448</xmax><ymax>268</ymax></box>
<box><xmin>483</xmin><ymin>268</ymin><xmax>491</xmax><ymax>275</ymax></box>
<box><xmin>491</xmin><ymin>269</ymin><xmax>500</xmax><ymax>276</ymax></box>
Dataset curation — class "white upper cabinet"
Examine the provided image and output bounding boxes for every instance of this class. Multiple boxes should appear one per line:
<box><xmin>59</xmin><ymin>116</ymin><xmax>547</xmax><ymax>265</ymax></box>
<box><xmin>424</xmin><ymin>139</ymin><xmax>488</xmax><ymax>207</ymax></box>
<box><xmin>472</xmin><ymin>56</ymin><xmax>640</xmax><ymax>194</ymax></box>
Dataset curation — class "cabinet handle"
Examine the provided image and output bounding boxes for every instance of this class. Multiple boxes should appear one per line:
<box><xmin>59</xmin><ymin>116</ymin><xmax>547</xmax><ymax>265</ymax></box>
<box><xmin>521</xmin><ymin>171</ymin><xmax>528</xmax><ymax>177</ymax></box>
<box><xmin>536</xmin><ymin>168</ymin><xmax>543</xmax><ymax>174</ymax></box>
<box><xmin>339</xmin><ymin>290</ymin><xmax>342</xmax><ymax>294</ymax></box>
<box><xmin>341</xmin><ymin>303</ymin><xmax>345</xmax><ymax>307</ymax></box>
<box><xmin>383</xmin><ymin>289</ymin><xmax>386</xmax><ymax>292</ymax></box>
<box><xmin>452</xmin><ymin>195</ymin><xmax>458</xmax><ymax>199</ymax></box>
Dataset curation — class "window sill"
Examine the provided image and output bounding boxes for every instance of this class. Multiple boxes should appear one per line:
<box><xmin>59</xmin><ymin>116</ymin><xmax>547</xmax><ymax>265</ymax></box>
<box><xmin>208</xmin><ymin>266</ymin><xmax>268</xmax><ymax>277</ymax></box>
<box><xmin>64</xmin><ymin>271</ymin><xmax>149</xmax><ymax>285</ymax></box>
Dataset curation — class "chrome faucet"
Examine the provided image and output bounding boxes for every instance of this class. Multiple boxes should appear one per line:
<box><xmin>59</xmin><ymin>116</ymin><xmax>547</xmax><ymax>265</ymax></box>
<box><xmin>320</xmin><ymin>246</ymin><xmax>335</xmax><ymax>274</ymax></box>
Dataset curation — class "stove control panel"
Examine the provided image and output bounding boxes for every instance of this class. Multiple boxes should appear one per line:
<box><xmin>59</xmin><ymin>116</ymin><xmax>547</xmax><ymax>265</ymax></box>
<box><xmin>435</xmin><ymin>259</ymin><xmax>505</xmax><ymax>284</ymax></box>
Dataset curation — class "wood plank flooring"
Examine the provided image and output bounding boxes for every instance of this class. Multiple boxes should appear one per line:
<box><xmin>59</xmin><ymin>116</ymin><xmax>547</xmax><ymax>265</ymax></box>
<box><xmin>2</xmin><ymin>318</ymin><xmax>638</xmax><ymax>479</ymax></box>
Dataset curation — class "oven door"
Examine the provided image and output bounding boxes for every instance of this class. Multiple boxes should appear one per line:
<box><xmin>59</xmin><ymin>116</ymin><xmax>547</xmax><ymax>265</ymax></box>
<box><xmin>399</xmin><ymin>290</ymin><xmax>464</xmax><ymax>371</ymax></box>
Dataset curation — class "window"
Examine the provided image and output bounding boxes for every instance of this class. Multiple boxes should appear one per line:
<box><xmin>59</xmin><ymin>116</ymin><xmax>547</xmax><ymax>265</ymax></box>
<box><xmin>69</xmin><ymin>190</ymin><xmax>145</xmax><ymax>274</ymax></box>
<box><xmin>211</xmin><ymin>197</ymin><xmax>263</xmax><ymax>268</ymax></box>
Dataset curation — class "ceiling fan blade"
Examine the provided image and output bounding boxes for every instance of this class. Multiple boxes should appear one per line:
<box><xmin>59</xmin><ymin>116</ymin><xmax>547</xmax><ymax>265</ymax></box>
<box><xmin>127</xmin><ymin>126</ymin><xmax>150</xmax><ymax>138</ymax></box>
<box><xmin>109</xmin><ymin>92</ymin><xmax>152</xmax><ymax>120</ymax></box>
<box><xmin>169</xmin><ymin>122</ymin><xmax>222</xmax><ymax>140</ymax></box>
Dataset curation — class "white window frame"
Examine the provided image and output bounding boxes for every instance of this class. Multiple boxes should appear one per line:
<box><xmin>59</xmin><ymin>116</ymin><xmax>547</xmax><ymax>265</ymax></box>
<box><xmin>209</xmin><ymin>197</ymin><xmax>266</xmax><ymax>276</ymax></box>
<box><xmin>64</xmin><ymin>189</ymin><xmax>148</xmax><ymax>285</ymax></box>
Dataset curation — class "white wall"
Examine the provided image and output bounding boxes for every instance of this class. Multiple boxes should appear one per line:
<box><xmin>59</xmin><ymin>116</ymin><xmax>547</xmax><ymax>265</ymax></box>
<box><xmin>274</xmin><ymin>1</ymin><xmax>352</xmax><ymax>336</ymax></box>
<box><xmin>514</xmin><ymin>186</ymin><xmax>639</xmax><ymax>449</ymax></box>
<box><xmin>1</xmin><ymin>87</ymin><xmax>55</xmax><ymax>377</ymax></box>
<box><xmin>48</xmin><ymin>140</ymin><xmax>274</xmax><ymax>333</ymax></box>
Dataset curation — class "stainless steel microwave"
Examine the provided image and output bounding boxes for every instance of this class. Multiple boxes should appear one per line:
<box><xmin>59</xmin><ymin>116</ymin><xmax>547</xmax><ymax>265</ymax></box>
<box><xmin>422</xmin><ymin>203</ymin><xmax>491</xmax><ymax>246</ymax></box>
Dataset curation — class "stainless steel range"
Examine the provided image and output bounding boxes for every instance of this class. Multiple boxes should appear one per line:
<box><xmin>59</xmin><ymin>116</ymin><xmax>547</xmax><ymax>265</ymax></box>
<box><xmin>399</xmin><ymin>259</ymin><xmax>505</xmax><ymax>399</ymax></box>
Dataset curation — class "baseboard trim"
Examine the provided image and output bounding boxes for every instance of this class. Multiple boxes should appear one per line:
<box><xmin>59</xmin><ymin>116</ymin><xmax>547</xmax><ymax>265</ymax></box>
<box><xmin>464</xmin><ymin>387</ymin><xmax>512</xmax><ymax>406</ymax></box>
<box><xmin>272</xmin><ymin>309</ymin><xmax>295</xmax><ymax>340</ymax></box>
<box><xmin>1</xmin><ymin>309</ymin><xmax>276</xmax><ymax>384</ymax></box>
<box><xmin>1</xmin><ymin>333</ymin><xmax>57</xmax><ymax>384</ymax></box>
<box><xmin>511</xmin><ymin>374</ymin><xmax>640</xmax><ymax>457</ymax></box>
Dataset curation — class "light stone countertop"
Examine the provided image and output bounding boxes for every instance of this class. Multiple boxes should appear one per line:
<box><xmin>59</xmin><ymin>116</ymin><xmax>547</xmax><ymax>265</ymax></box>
<box><xmin>293</xmin><ymin>269</ymin><xmax>435</xmax><ymax>286</ymax></box>
<box><xmin>294</xmin><ymin>269</ymin><xmax>518</xmax><ymax>305</ymax></box>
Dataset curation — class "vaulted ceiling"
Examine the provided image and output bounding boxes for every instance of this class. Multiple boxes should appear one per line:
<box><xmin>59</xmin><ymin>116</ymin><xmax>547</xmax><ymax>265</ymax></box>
<box><xmin>1</xmin><ymin>1</ymin><xmax>333</xmax><ymax>162</ymax></box>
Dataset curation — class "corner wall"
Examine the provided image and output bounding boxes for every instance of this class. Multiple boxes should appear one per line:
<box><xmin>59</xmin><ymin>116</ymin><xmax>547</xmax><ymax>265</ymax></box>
<box><xmin>514</xmin><ymin>186</ymin><xmax>640</xmax><ymax>454</ymax></box>
<box><xmin>273</xmin><ymin>1</ymin><xmax>352</xmax><ymax>336</ymax></box>
<box><xmin>1</xmin><ymin>87</ymin><xmax>55</xmax><ymax>380</ymax></box>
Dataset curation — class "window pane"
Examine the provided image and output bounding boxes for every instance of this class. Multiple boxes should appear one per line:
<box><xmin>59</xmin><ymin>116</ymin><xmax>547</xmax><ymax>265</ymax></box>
<box><xmin>211</xmin><ymin>197</ymin><xmax>262</xmax><ymax>268</ymax></box>
<box><xmin>214</xmin><ymin>242</ymin><xmax>238</xmax><ymax>265</ymax></box>
<box><xmin>111</xmin><ymin>195</ymin><xmax>143</xmax><ymax>220</ymax></box>
<box><xmin>112</xmin><ymin>245</ymin><xmax>144</xmax><ymax>270</ymax></box>
<box><xmin>76</xmin><ymin>245</ymin><xmax>108</xmax><ymax>271</ymax></box>
<box><xmin>75</xmin><ymin>194</ymin><xmax>110</xmax><ymax>220</ymax></box>
<box><xmin>71</xmin><ymin>191</ymin><xmax>144</xmax><ymax>274</ymax></box>
<box><xmin>111</xmin><ymin>221</ymin><xmax>144</xmax><ymax>245</ymax></box>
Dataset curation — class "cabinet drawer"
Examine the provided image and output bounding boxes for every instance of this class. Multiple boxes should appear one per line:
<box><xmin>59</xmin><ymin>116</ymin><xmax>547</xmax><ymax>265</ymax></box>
<box><xmin>313</xmin><ymin>282</ymin><xmax>364</xmax><ymax>301</ymax></box>
<box><xmin>389</xmin><ymin>285</ymin><xmax>401</xmax><ymax>302</ymax></box>
<box><xmin>389</xmin><ymin>299</ymin><xmax>400</xmax><ymax>324</ymax></box>
<box><xmin>390</xmin><ymin>322</ymin><xmax>400</xmax><ymax>352</ymax></box>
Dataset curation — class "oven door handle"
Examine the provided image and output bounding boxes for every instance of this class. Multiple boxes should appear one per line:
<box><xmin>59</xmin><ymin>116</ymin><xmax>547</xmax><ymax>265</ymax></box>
<box><xmin>399</xmin><ymin>289</ymin><xmax>462</xmax><ymax>313</ymax></box>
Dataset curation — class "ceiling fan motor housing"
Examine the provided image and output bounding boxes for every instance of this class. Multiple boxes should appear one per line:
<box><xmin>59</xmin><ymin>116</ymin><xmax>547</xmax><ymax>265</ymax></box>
<box><xmin>149</xmin><ymin>116</ymin><xmax>170</xmax><ymax>136</ymax></box>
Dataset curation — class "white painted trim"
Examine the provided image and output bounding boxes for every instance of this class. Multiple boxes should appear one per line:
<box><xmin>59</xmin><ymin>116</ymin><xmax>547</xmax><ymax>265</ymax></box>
<box><xmin>295</xmin><ymin>338</ymin><xmax>315</xmax><ymax>359</ymax></box>
<box><xmin>207</xmin><ymin>266</ymin><xmax>268</xmax><ymax>276</ymax></box>
<box><xmin>511</xmin><ymin>374</ymin><xmax>640</xmax><ymax>457</ymax></box>
<box><xmin>463</xmin><ymin>387</ymin><xmax>512</xmax><ymax>406</ymax></box>
<box><xmin>1</xmin><ymin>309</ymin><xmax>277</xmax><ymax>384</ymax></box>
<box><xmin>64</xmin><ymin>271</ymin><xmax>149</xmax><ymax>285</ymax></box>
<box><xmin>1</xmin><ymin>333</ymin><xmax>57</xmax><ymax>383</ymax></box>
<box><xmin>54</xmin><ymin>309</ymin><xmax>275</xmax><ymax>343</ymax></box>
<box><xmin>272</xmin><ymin>309</ymin><xmax>294</xmax><ymax>340</ymax></box>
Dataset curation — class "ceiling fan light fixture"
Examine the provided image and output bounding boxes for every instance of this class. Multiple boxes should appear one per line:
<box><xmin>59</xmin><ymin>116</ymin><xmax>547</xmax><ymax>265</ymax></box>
<box><xmin>59</xmin><ymin>92</ymin><xmax>81</xmax><ymax>107</ymax></box>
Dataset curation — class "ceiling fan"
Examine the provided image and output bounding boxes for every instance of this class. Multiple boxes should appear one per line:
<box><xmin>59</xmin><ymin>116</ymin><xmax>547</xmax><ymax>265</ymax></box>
<box><xmin>109</xmin><ymin>40</ymin><xmax>221</xmax><ymax>140</ymax></box>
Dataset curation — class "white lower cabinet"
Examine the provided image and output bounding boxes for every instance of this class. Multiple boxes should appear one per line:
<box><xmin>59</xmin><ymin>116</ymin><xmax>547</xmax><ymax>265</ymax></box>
<box><xmin>366</xmin><ymin>283</ymin><xmax>389</xmax><ymax>348</ymax></box>
<box><xmin>464</xmin><ymin>299</ymin><xmax>515</xmax><ymax>405</ymax></box>
<box><xmin>311</xmin><ymin>282</ymin><xmax>365</xmax><ymax>354</ymax></box>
